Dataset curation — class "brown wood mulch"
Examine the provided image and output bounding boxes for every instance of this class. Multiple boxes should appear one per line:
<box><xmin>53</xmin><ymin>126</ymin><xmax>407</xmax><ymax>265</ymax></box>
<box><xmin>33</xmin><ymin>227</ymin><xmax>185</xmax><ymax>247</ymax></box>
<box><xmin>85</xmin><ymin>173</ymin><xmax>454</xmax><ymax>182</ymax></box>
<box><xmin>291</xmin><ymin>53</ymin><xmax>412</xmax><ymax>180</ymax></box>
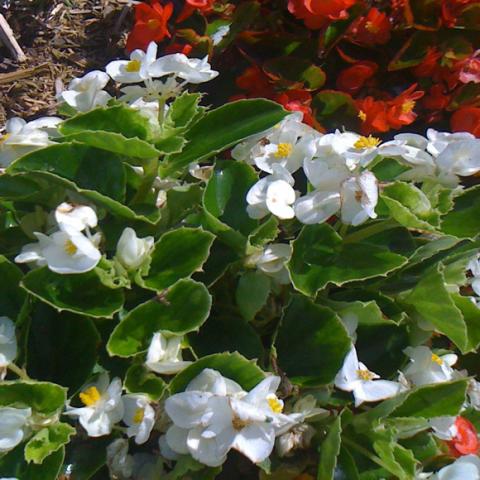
<box><xmin>0</xmin><ymin>0</ymin><xmax>133</xmax><ymax>126</ymax></box>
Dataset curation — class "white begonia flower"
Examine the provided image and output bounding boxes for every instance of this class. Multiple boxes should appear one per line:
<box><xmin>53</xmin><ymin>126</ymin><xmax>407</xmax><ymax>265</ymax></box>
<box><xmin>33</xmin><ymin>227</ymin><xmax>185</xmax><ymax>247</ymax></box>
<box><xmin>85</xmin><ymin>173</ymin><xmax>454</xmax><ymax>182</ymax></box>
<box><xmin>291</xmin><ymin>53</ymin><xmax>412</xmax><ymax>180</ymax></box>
<box><xmin>340</xmin><ymin>171</ymin><xmax>378</xmax><ymax>226</ymax></box>
<box><xmin>106</xmin><ymin>41</ymin><xmax>158</xmax><ymax>84</ymax></box>
<box><xmin>276</xmin><ymin>422</ymin><xmax>316</xmax><ymax>458</ymax></box>
<box><xmin>165</xmin><ymin>370</ymin><xmax>299</xmax><ymax>467</ymax></box>
<box><xmin>426</xmin><ymin>129</ymin><xmax>475</xmax><ymax>157</ymax></box>
<box><xmin>59</xmin><ymin>71</ymin><xmax>111</xmax><ymax>112</ymax></box>
<box><xmin>122</xmin><ymin>394</ymin><xmax>155</xmax><ymax>445</ymax></box>
<box><xmin>145</xmin><ymin>332</ymin><xmax>192</xmax><ymax>375</ymax></box>
<box><xmin>246</xmin><ymin>165</ymin><xmax>296</xmax><ymax>220</ymax></box>
<box><xmin>0</xmin><ymin>317</ymin><xmax>17</xmax><ymax>368</ymax></box>
<box><xmin>120</xmin><ymin>77</ymin><xmax>181</xmax><ymax>104</ymax></box>
<box><xmin>115</xmin><ymin>227</ymin><xmax>154</xmax><ymax>271</ymax></box>
<box><xmin>294</xmin><ymin>190</ymin><xmax>341</xmax><ymax>225</ymax></box>
<box><xmin>65</xmin><ymin>373</ymin><xmax>124</xmax><ymax>437</ymax></box>
<box><xmin>468</xmin><ymin>379</ymin><xmax>480</xmax><ymax>409</ymax></box>
<box><xmin>249</xmin><ymin>243</ymin><xmax>292</xmax><ymax>284</ymax></box>
<box><xmin>402</xmin><ymin>346</ymin><xmax>458</xmax><ymax>387</ymax></box>
<box><xmin>248</xmin><ymin>114</ymin><xmax>318</xmax><ymax>174</ymax></box>
<box><xmin>0</xmin><ymin>407</ymin><xmax>32</xmax><ymax>452</ymax></box>
<box><xmin>435</xmin><ymin>139</ymin><xmax>480</xmax><ymax>185</ymax></box>
<box><xmin>149</xmin><ymin>54</ymin><xmax>218</xmax><ymax>84</ymax></box>
<box><xmin>429</xmin><ymin>416</ymin><xmax>458</xmax><ymax>440</ymax></box>
<box><xmin>468</xmin><ymin>255</ymin><xmax>480</xmax><ymax>297</ymax></box>
<box><xmin>0</xmin><ymin>116</ymin><xmax>62</xmax><ymax>167</ymax></box>
<box><xmin>334</xmin><ymin>347</ymin><xmax>404</xmax><ymax>407</ymax></box>
<box><xmin>55</xmin><ymin>202</ymin><xmax>97</xmax><ymax>232</ymax></box>
<box><xmin>15</xmin><ymin>228</ymin><xmax>101</xmax><ymax>274</ymax></box>
<box><xmin>211</xmin><ymin>24</ymin><xmax>230</xmax><ymax>45</ymax></box>
<box><xmin>429</xmin><ymin>454</ymin><xmax>480</xmax><ymax>480</ymax></box>
<box><xmin>106</xmin><ymin>438</ymin><xmax>134</xmax><ymax>480</ymax></box>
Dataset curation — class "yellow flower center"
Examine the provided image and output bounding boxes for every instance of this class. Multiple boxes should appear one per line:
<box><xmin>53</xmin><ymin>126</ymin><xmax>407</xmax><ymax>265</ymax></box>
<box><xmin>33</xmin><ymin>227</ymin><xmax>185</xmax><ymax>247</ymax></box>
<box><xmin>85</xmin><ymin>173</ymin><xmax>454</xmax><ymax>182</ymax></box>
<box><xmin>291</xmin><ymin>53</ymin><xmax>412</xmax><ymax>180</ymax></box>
<box><xmin>79</xmin><ymin>386</ymin><xmax>101</xmax><ymax>407</ymax></box>
<box><xmin>431</xmin><ymin>353</ymin><xmax>444</xmax><ymax>365</ymax></box>
<box><xmin>266</xmin><ymin>394</ymin><xmax>284</xmax><ymax>414</ymax></box>
<box><xmin>274</xmin><ymin>143</ymin><xmax>293</xmax><ymax>158</ymax></box>
<box><xmin>365</xmin><ymin>21</ymin><xmax>379</xmax><ymax>33</ymax></box>
<box><xmin>0</xmin><ymin>133</ymin><xmax>10</xmax><ymax>144</ymax></box>
<box><xmin>353</xmin><ymin>135</ymin><xmax>381</xmax><ymax>149</ymax></box>
<box><xmin>133</xmin><ymin>407</ymin><xmax>145</xmax><ymax>424</ymax></box>
<box><xmin>147</xmin><ymin>18</ymin><xmax>161</xmax><ymax>30</ymax></box>
<box><xmin>356</xmin><ymin>369</ymin><xmax>375</xmax><ymax>381</ymax></box>
<box><xmin>126</xmin><ymin>59</ymin><xmax>141</xmax><ymax>73</ymax></box>
<box><xmin>358</xmin><ymin>110</ymin><xmax>367</xmax><ymax>122</ymax></box>
<box><xmin>64</xmin><ymin>239</ymin><xmax>78</xmax><ymax>256</ymax></box>
<box><xmin>401</xmin><ymin>100</ymin><xmax>416</xmax><ymax>114</ymax></box>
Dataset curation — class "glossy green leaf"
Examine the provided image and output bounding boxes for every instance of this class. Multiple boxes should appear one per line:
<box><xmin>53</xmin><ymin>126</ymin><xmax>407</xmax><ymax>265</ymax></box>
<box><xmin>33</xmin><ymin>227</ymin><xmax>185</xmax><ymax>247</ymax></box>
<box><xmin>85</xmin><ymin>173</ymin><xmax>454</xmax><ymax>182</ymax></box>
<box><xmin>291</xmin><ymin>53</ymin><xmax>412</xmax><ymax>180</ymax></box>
<box><xmin>247</xmin><ymin>216</ymin><xmax>279</xmax><ymax>248</ymax></box>
<box><xmin>142</xmin><ymin>227</ymin><xmax>214</xmax><ymax>291</ymax></box>
<box><xmin>276</xmin><ymin>296</ymin><xmax>351</xmax><ymax>385</ymax></box>
<box><xmin>25</xmin><ymin>423</ymin><xmax>75</xmax><ymax>464</ymax></box>
<box><xmin>160</xmin><ymin>99</ymin><xmax>288</xmax><ymax>176</ymax></box>
<box><xmin>164</xmin><ymin>91</ymin><xmax>203</xmax><ymax>131</ymax></box>
<box><xmin>236</xmin><ymin>271</ymin><xmax>271</xmax><ymax>321</ymax></box>
<box><xmin>9</xmin><ymin>143</ymin><xmax>126</xmax><ymax>202</ymax></box>
<box><xmin>451</xmin><ymin>294</ymin><xmax>480</xmax><ymax>352</ymax></box>
<box><xmin>441</xmin><ymin>185</ymin><xmax>480</xmax><ymax>238</ymax></box>
<box><xmin>372</xmin><ymin>437</ymin><xmax>417</xmax><ymax>480</ymax></box>
<box><xmin>0</xmin><ymin>381</ymin><xmax>66</xmax><ymax>414</ymax></box>
<box><xmin>317</xmin><ymin>415</ymin><xmax>342</xmax><ymax>480</ymax></box>
<box><xmin>61</xmin><ymin>437</ymin><xmax>110</xmax><ymax>480</ymax></box>
<box><xmin>405</xmin><ymin>265</ymin><xmax>467</xmax><ymax>352</ymax></box>
<box><xmin>169</xmin><ymin>352</ymin><xmax>265</xmax><ymax>393</ymax></box>
<box><xmin>108</xmin><ymin>279</ymin><xmax>211</xmax><ymax>357</ymax></box>
<box><xmin>26</xmin><ymin>304</ymin><xmax>100</xmax><ymax>394</ymax></box>
<box><xmin>124</xmin><ymin>363</ymin><xmax>167</xmax><ymax>400</ymax></box>
<box><xmin>288</xmin><ymin>224</ymin><xmax>407</xmax><ymax>296</ymax></box>
<box><xmin>59</xmin><ymin>103</ymin><xmax>152</xmax><ymax>140</ymax></box>
<box><xmin>0</xmin><ymin>255</ymin><xmax>26</xmax><ymax>319</ymax></box>
<box><xmin>21</xmin><ymin>267</ymin><xmax>125</xmax><ymax>319</ymax></box>
<box><xmin>0</xmin><ymin>444</ymin><xmax>64</xmax><ymax>480</ymax></box>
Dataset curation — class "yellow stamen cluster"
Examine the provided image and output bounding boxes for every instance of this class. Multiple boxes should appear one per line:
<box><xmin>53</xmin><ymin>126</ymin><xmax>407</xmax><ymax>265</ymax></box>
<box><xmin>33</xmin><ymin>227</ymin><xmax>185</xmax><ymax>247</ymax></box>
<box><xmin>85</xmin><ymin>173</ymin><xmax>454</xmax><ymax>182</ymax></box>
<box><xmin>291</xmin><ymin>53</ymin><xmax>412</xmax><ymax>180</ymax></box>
<box><xmin>125</xmin><ymin>60</ymin><xmax>141</xmax><ymax>73</ymax></box>
<box><xmin>358</xmin><ymin>110</ymin><xmax>367</xmax><ymax>122</ymax></box>
<box><xmin>431</xmin><ymin>353</ymin><xmax>444</xmax><ymax>366</ymax></box>
<box><xmin>401</xmin><ymin>100</ymin><xmax>416</xmax><ymax>114</ymax></box>
<box><xmin>0</xmin><ymin>133</ymin><xmax>10</xmax><ymax>144</ymax></box>
<box><xmin>266</xmin><ymin>394</ymin><xmax>284</xmax><ymax>414</ymax></box>
<box><xmin>79</xmin><ymin>386</ymin><xmax>101</xmax><ymax>407</ymax></box>
<box><xmin>354</xmin><ymin>135</ymin><xmax>381</xmax><ymax>149</ymax></box>
<box><xmin>274</xmin><ymin>143</ymin><xmax>293</xmax><ymax>158</ymax></box>
<box><xmin>147</xmin><ymin>18</ymin><xmax>160</xmax><ymax>30</ymax></box>
<box><xmin>356</xmin><ymin>369</ymin><xmax>375</xmax><ymax>381</ymax></box>
<box><xmin>365</xmin><ymin>21</ymin><xmax>379</xmax><ymax>33</ymax></box>
<box><xmin>64</xmin><ymin>239</ymin><xmax>78</xmax><ymax>256</ymax></box>
<box><xmin>133</xmin><ymin>407</ymin><xmax>145</xmax><ymax>424</ymax></box>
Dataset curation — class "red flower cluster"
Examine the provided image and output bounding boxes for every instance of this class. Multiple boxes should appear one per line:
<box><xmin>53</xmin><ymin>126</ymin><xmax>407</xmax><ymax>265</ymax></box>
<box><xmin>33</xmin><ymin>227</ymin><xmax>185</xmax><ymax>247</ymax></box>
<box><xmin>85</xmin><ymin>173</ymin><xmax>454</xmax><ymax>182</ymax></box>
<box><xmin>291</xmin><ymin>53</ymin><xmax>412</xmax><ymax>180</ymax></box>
<box><xmin>287</xmin><ymin>0</ymin><xmax>356</xmax><ymax>29</ymax></box>
<box><xmin>348</xmin><ymin>8</ymin><xmax>391</xmax><ymax>46</ymax></box>
<box><xmin>446</xmin><ymin>417</ymin><xmax>479</xmax><ymax>457</ymax></box>
<box><xmin>126</xmin><ymin>0</ymin><xmax>173</xmax><ymax>52</ymax></box>
<box><xmin>177</xmin><ymin>0</ymin><xmax>216</xmax><ymax>23</ymax></box>
<box><xmin>356</xmin><ymin>85</ymin><xmax>424</xmax><ymax>134</ymax></box>
<box><xmin>451</xmin><ymin>106</ymin><xmax>480</xmax><ymax>137</ymax></box>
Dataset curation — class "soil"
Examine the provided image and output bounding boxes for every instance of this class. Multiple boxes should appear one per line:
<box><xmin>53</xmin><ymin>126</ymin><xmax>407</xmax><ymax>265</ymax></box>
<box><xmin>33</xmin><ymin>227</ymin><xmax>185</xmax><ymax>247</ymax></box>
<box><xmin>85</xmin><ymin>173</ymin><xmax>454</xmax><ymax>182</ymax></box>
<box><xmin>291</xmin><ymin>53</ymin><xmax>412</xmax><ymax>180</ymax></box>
<box><xmin>0</xmin><ymin>0</ymin><xmax>133</xmax><ymax>126</ymax></box>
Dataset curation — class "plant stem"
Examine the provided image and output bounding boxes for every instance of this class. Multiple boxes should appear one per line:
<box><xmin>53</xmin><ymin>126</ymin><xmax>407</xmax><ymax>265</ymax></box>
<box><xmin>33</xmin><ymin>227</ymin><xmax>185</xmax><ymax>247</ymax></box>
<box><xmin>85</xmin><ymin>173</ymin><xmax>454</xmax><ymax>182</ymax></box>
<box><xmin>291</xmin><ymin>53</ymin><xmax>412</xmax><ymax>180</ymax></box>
<box><xmin>343</xmin><ymin>219</ymin><xmax>398</xmax><ymax>244</ymax></box>
<box><xmin>342</xmin><ymin>436</ymin><xmax>390</xmax><ymax>472</ymax></box>
<box><xmin>130</xmin><ymin>158</ymin><xmax>159</xmax><ymax>205</ymax></box>
<box><xmin>8</xmin><ymin>363</ymin><xmax>30</xmax><ymax>380</ymax></box>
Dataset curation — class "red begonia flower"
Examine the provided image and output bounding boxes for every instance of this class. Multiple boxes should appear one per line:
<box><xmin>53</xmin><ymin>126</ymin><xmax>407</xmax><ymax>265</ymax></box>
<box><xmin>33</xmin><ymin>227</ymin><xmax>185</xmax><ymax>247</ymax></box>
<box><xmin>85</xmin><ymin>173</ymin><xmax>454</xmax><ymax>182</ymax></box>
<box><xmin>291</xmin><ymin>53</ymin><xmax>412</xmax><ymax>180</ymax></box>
<box><xmin>423</xmin><ymin>85</ymin><xmax>451</xmax><ymax>111</ymax></box>
<box><xmin>456</xmin><ymin>50</ymin><xmax>480</xmax><ymax>84</ymax></box>
<box><xmin>356</xmin><ymin>96</ymin><xmax>390</xmax><ymax>134</ymax></box>
<box><xmin>386</xmin><ymin>84</ymin><xmax>424</xmax><ymax>129</ymax></box>
<box><xmin>413</xmin><ymin>47</ymin><xmax>443</xmax><ymax>78</ymax></box>
<box><xmin>126</xmin><ymin>0</ymin><xmax>173</xmax><ymax>52</ymax></box>
<box><xmin>275</xmin><ymin>90</ymin><xmax>315</xmax><ymax>126</ymax></box>
<box><xmin>447</xmin><ymin>417</ymin><xmax>479</xmax><ymax>456</ymax></box>
<box><xmin>349</xmin><ymin>8</ymin><xmax>391</xmax><ymax>45</ymax></box>
<box><xmin>451</xmin><ymin>106</ymin><xmax>480</xmax><ymax>137</ymax></box>
<box><xmin>288</xmin><ymin>0</ymin><xmax>356</xmax><ymax>29</ymax></box>
<box><xmin>163</xmin><ymin>42</ymin><xmax>193</xmax><ymax>55</ymax></box>
<box><xmin>177</xmin><ymin>0</ymin><xmax>215</xmax><ymax>23</ymax></box>
<box><xmin>336</xmin><ymin>62</ymin><xmax>378</xmax><ymax>95</ymax></box>
<box><xmin>236</xmin><ymin>65</ymin><xmax>274</xmax><ymax>99</ymax></box>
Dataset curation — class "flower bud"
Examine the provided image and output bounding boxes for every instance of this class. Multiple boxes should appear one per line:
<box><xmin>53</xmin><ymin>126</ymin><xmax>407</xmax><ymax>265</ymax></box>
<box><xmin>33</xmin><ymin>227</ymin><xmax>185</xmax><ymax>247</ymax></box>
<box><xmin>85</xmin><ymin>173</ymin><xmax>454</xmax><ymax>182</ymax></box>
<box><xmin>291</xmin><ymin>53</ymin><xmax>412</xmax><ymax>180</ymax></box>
<box><xmin>276</xmin><ymin>423</ymin><xmax>316</xmax><ymax>457</ymax></box>
<box><xmin>115</xmin><ymin>227</ymin><xmax>154</xmax><ymax>270</ymax></box>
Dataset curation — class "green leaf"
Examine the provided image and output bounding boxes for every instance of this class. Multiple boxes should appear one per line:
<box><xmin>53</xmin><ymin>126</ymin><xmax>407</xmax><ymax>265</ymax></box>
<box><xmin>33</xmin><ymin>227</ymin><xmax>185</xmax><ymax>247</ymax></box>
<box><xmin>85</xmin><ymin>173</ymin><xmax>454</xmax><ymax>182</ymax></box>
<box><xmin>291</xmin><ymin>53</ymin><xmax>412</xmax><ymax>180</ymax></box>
<box><xmin>380</xmin><ymin>182</ymin><xmax>438</xmax><ymax>231</ymax></box>
<box><xmin>288</xmin><ymin>224</ymin><xmax>407</xmax><ymax>296</ymax></box>
<box><xmin>59</xmin><ymin>103</ymin><xmax>152</xmax><ymax>140</ymax></box>
<box><xmin>169</xmin><ymin>352</ymin><xmax>265</xmax><ymax>393</ymax></box>
<box><xmin>317</xmin><ymin>415</ymin><xmax>342</xmax><ymax>480</ymax></box>
<box><xmin>323</xmin><ymin>299</ymin><xmax>392</xmax><ymax>327</ymax></box>
<box><xmin>26</xmin><ymin>303</ymin><xmax>100</xmax><ymax>395</ymax></box>
<box><xmin>441</xmin><ymin>185</ymin><xmax>480</xmax><ymax>238</ymax></box>
<box><xmin>451</xmin><ymin>294</ymin><xmax>480</xmax><ymax>352</ymax></box>
<box><xmin>9</xmin><ymin>143</ymin><xmax>126</xmax><ymax>202</ymax></box>
<box><xmin>59</xmin><ymin>130</ymin><xmax>160</xmax><ymax>159</ymax></box>
<box><xmin>372</xmin><ymin>436</ymin><xmax>417</xmax><ymax>480</ymax></box>
<box><xmin>405</xmin><ymin>265</ymin><xmax>468</xmax><ymax>352</ymax></box>
<box><xmin>61</xmin><ymin>437</ymin><xmax>110</xmax><ymax>480</ymax></box>
<box><xmin>25</xmin><ymin>423</ymin><xmax>75</xmax><ymax>464</ymax></box>
<box><xmin>264</xmin><ymin>56</ymin><xmax>326</xmax><ymax>90</ymax></box>
<box><xmin>236</xmin><ymin>271</ymin><xmax>271</xmax><ymax>321</ymax></box>
<box><xmin>370</xmin><ymin>157</ymin><xmax>410</xmax><ymax>182</ymax></box>
<box><xmin>275</xmin><ymin>296</ymin><xmax>351</xmax><ymax>385</ymax></box>
<box><xmin>142</xmin><ymin>227</ymin><xmax>214</xmax><ymax>291</ymax></box>
<box><xmin>21</xmin><ymin>267</ymin><xmax>125</xmax><ymax>319</ymax></box>
<box><xmin>0</xmin><ymin>381</ymin><xmax>66</xmax><ymax>414</ymax></box>
<box><xmin>248</xmin><ymin>216</ymin><xmax>279</xmax><ymax>247</ymax></box>
<box><xmin>164</xmin><ymin>91</ymin><xmax>202</xmax><ymax>131</ymax></box>
<box><xmin>163</xmin><ymin>455</ymin><xmax>222</xmax><ymax>480</ymax></box>
<box><xmin>107</xmin><ymin>279</ymin><xmax>211</xmax><ymax>357</ymax></box>
<box><xmin>0</xmin><ymin>255</ymin><xmax>26</xmax><ymax>319</ymax></box>
<box><xmin>160</xmin><ymin>99</ymin><xmax>288</xmax><ymax>176</ymax></box>
<box><xmin>0</xmin><ymin>444</ymin><xmax>64</xmax><ymax>480</ymax></box>
<box><xmin>124</xmin><ymin>364</ymin><xmax>166</xmax><ymax>400</ymax></box>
